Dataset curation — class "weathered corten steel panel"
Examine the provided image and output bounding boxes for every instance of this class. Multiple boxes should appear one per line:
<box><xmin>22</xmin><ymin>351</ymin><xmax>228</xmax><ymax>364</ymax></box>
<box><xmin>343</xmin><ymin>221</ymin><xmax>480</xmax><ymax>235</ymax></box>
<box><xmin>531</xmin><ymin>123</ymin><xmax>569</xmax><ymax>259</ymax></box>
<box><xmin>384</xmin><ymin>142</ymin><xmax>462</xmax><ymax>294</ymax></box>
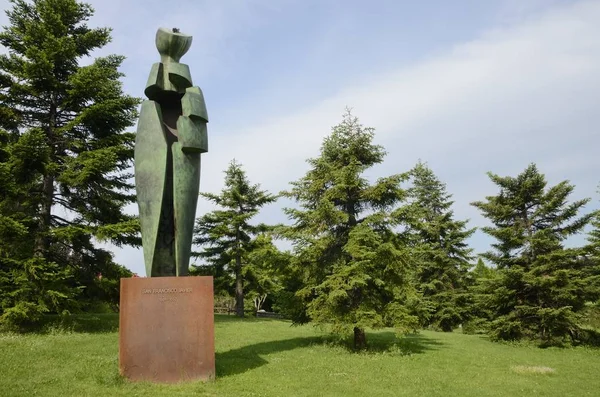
<box><xmin>119</xmin><ymin>276</ymin><xmax>215</xmax><ymax>383</ymax></box>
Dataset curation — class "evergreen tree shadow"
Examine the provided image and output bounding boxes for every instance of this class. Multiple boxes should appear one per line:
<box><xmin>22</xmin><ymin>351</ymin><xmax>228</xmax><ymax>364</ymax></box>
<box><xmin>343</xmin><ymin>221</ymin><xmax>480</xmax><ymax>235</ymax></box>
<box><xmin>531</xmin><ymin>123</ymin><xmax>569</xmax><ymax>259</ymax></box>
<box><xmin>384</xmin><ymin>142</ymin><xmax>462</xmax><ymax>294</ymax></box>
<box><xmin>216</xmin><ymin>336</ymin><xmax>325</xmax><ymax>377</ymax></box>
<box><xmin>362</xmin><ymin>332</ymin><xmax>444</xmax><ymax>355</ymax></box>
<box><xmin>216</xmin><ymin>331</ymin><xmax>443</xmax><ymax>377</ymax></box>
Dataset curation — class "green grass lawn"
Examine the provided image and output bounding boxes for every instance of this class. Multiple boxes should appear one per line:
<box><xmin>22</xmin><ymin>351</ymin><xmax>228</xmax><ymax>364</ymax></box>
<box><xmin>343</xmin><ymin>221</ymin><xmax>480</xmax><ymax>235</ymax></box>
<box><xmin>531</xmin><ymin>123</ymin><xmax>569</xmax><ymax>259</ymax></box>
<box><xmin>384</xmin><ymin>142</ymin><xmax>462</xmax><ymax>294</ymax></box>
<box><xmin>1</xmin><ymin>314</ymin><xmax>599</xmax><ymax>396</ymax></box>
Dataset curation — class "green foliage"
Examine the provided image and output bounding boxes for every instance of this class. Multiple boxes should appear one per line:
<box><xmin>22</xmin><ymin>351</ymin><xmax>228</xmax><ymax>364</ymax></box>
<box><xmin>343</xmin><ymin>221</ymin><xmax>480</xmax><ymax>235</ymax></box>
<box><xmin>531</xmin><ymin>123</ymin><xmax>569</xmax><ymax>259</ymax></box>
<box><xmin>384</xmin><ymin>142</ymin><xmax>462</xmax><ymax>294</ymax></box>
<box><xmin>193</xmin><ymin>159</ymin><xmax>276</xmax><ymax>316</ymax></box>
<box><xmin>470</xmin><ymin>258</ymin><xmax>496</xmax><ymax>281</ymax></box>
<box><xmin>244</xmin><ymin>234</ymin><xmax>293</xmax><ymax>313</ymax></box>
<box><xmin>462</xmin><ymin>258</ymin><xmax>498</xmax><ymax>333</ymax></box>
<box><xmin>282</xmin><ymin>110</ymin><xmax>419</xmax><ymax>349</ymax></box>
<box><xmin>471</xmin><ymin>164</ymin><xmax>598</xmax><ymax>346</ymax></box>
<box><xmin>0</xmin><ymin>0</ymin><xmax>140</xmax><ymax>326</ymax></box>
<box><xmin>405</xmin><ymin>161</ymin><xmax>475</xmax><ymax>331</ymax></box>
<box><xmin>584</xmin><ymin>188</ymin><xmax>600</xmax><ymax>309</ymax></box>
<box><xmin>586</xmin><ymin>186</ymin><xmax>600</xmax><ymax>258</ymax></box>
<box><xmin>262</xmin><ymin>238</ymin><xmax>309</xmax><ymax>321</ymax></box>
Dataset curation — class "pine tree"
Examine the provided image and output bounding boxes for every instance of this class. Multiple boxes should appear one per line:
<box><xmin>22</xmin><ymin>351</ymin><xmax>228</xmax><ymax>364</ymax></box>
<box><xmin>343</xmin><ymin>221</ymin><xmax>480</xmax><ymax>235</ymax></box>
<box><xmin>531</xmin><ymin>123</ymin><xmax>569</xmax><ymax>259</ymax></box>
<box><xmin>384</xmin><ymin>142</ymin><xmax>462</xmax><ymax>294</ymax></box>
<box><xmin>406</xmin><ymin>161</ymin><xmax>475</xmax><ymax>331</ymax></box>
<box><xmin>470</xmin><ymin>258</ymin><xmax>496</xmax><ymax>281</ymax></box>
<box><xmin>471</xmin><ymin>164</ymin><xmax>597</xmax><ymax>345</ymax></box>
<box><xmin>193</xmin><ymin>160</ymin><xmax>276</xmax><ymax>317</ymax></box>
<box><xmin>587</xmin><ymin>187</ymin><xmax>600</xmax><ymax>259</ymax></box>
<box><xmin>461</xmin><ymin>257</ymin><xmax>499</xmax><ymax>334</ymax></box>
<box><xmin>244</xmin><ymin>234</ymin><xmax>292</xmax><ymax>313</ymax></box>
<box><xmin>584</xmin><ymin>187</ymin><xmax>600</xmax><ymax>324</ymax></box>
<box><xmin>0</xmin><ymin>0</ymin><xmax>139</xmax><ymax>326</ymax></box>
<box><xmin>0</xmin><ymin>129</ymin><xmax>80</xmax><ymax>326</ymax></box>
<box><xmin>282</xmin><ymin>110</ymin><xmax>419</xmax><ymax>349</ymax></box>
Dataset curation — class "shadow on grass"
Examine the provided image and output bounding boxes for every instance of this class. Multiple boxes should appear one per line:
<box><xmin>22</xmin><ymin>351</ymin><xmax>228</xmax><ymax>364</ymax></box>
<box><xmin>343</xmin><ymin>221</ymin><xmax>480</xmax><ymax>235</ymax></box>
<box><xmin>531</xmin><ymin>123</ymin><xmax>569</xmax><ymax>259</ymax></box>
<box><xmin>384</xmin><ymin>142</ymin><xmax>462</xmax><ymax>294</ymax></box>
<box><xmin>216</xmin><ymin>331</ymin><xmax>443</xmax><ymax>377</ymax></box>
<box><xmin>364</xmin><ymin>332</ymin><xmax>444</xmax><ymax>355</ymax></box>
<box><xmin>13</xmin><ymin>313</ymin><xmax>120</xmax><ymax>334</ymax></box>
<box><xmin>216</xmin><ymin>336</ymin><xmax>325</xmax><ymax>377</ymax></box>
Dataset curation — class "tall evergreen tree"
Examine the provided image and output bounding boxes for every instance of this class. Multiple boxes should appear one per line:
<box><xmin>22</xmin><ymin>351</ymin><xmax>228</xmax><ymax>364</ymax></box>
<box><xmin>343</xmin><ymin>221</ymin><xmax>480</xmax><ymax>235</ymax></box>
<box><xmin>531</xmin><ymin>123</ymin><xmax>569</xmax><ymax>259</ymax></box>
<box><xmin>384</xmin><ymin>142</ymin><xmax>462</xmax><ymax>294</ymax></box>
<box><xmin>587</xmin><ymin>187</ymin><xmax>600</xmax><ymax>259</ymax></box>
<box><xmin>0</xmin><ymin>128</ymin><xmax>80</xmax><ymax>326</ymax></box>
<box><xmin>584</xmin><ymin>186</ymin><xmax>600</xmax><ymax>319</ymax></box>
<box><xmin>0</xmin><ymin>0</ymin><xmax>139</xmax><ymax>326</ymax></box>
<box><xmin>472</xmin><ymin>164</ymin><xmax>597</xmax><ymax>345</ymax></box>
<box><xmin>406</xmin><ymin>161</ymin><xmax>475</xmax><ymax>331</ymax></box>
<box><xmin>282</xmin><ymin>110</ymin><xmax>419</xmax><ymax>349</ymax></box>
<box><xmin>193</xmin><ymin>160</ymin><xmax>276</xmax><ymax>317</ymax></box>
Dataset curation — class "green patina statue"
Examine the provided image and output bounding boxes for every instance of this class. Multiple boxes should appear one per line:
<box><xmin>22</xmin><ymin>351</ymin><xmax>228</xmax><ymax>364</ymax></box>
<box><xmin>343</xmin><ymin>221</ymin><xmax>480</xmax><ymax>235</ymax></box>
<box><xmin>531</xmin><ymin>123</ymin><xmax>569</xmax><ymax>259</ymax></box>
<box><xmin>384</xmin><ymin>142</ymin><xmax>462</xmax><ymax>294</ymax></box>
<box><xmin>134</xmin><ymin>28</ymin><xmax>208</xmax><ymax>277</ymax></box>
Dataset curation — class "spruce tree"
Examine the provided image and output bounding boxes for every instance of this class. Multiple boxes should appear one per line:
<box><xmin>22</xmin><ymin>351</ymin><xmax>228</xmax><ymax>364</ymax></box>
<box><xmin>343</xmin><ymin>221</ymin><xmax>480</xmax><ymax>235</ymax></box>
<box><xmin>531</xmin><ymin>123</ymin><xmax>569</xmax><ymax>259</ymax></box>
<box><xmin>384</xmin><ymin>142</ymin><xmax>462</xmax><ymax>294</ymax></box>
<box><xmin>406</xmin><ymin>161</ymin><xmax>475</xmax><ymax>331</ymax></box>
<box><xmin>244</xmin><ymin>234</ymin><xmax>292</xmax><ymax>313</ymax></box>
<box><xmin>587</xmin><ymin>187</ymin><xmax>600</xmax><ymax>259</ymax></box>
<box><xmin>193</xmin><ymin>160</ymin><xmax>276</xmax><ymax>317</ymax></box>
<box><xmin>472</xmin><ymin>164</ymin><xmax>596</xmax><ymax>345</ymax></box>
<box><xmin>585</xmin><ymin>188</ymin><xmax>600</xmax><ymax>319</ymax></box>
<box><xmin>470</xmin><ymin>258</ymin><xmax>496</xmax><ymax>281</ymax></box>
<box><xmin>0</xmin><ymin>128</ymin><xmax>80</xmax><ymax>326</ymax></box>
<box><xmin>462</xmin><ymin>257</ymin><xmax>498</xmax><ymax>334</ymax></box>
<box><xmin>282</xmin><ymin>110</ymin><xmax>419</xmax><ymax>349</ymax></box>
<box><xmin>0</xmin><ymin>0</ymin><xmax>139</xmax><ymax>326</ymax></box>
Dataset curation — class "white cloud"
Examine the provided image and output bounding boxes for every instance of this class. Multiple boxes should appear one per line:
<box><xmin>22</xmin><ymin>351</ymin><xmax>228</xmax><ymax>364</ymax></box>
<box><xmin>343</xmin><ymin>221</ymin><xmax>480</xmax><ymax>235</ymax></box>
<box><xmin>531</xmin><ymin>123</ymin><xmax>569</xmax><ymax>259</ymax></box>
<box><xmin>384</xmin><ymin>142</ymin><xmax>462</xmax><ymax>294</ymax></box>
<box><xmin>192</xmin><ymin>0</ymin><xmax>600</xmax><ymax>264</ymax></box>
<box><xmin>206</xmin><ymin>0</ymin><xmax>600</xmax><ymax>210</ymax></box>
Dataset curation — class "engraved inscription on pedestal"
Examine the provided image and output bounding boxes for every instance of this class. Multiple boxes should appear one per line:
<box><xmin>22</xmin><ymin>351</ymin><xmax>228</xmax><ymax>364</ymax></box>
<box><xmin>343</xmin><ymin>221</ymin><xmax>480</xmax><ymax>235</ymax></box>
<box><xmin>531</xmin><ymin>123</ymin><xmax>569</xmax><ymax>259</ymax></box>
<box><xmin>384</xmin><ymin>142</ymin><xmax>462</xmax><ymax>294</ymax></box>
<box><xmin>119</xmin><ymin>276</ymin><xmax>215</xmax><ymax>383</ymax></box>
<box><xmin>141</xmin><ymin>287</ymin><xmax>193</xmax><ymax>303</ymax></box>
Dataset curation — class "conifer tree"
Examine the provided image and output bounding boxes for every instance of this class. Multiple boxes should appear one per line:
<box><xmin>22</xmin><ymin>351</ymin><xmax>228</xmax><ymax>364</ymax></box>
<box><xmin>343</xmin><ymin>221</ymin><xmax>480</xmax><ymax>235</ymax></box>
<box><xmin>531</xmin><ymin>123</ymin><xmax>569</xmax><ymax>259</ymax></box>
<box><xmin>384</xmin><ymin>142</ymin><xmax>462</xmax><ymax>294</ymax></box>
<box><xmin>0</xmin><ymin>0</ymin><xmax>139</xmax><ymax>326</ymax></box>
<box><xmin>584</xmin><ymin>187</ymin><xmax>600</xmax><ymax>315</ymax></box>
<box><xmin>282</xmin><ymin>110</ymin><xmax>419</xmax><ymax>349</ymax></box>
<box><xmin>589</xmin><ymin>217</ymin><xmax>600</xmax><ymax>257</ymax></box>
<box><xmin>472</xmin><ymin>164</ymin><xmax>597</xmax><ymax>345</ymax></box>
<box><xmin>0</xmin><ymin>129</ymin><xmax>80</xmax><ymax>326</ymax></box>
<box><xmin>461</xmin><ymin>257</ymin><xmax>499</xmax><ymax>334</ymax></box>
<box><xmin>244</xmin><ymin>234</ymin><xmax>292</xmax><ymax>313</ymax></box>
<box><xmin>587</xmin><ymin>187</ymin><xmax>600</xmax><ymax>259</ymax></box>
<box><xmin>193</xmin><ymin>160</ymin><xmax>276</xmax><ymax>317</ymax></box>
<box><xmin>406</xmin><ymin>161</ymin><xmax>475</xmax><ymax>331</ymax></box>
<box><xmin>470</xmin><ymin>258</ymin><xmax>496</xmax><ymax>281</ymax></box>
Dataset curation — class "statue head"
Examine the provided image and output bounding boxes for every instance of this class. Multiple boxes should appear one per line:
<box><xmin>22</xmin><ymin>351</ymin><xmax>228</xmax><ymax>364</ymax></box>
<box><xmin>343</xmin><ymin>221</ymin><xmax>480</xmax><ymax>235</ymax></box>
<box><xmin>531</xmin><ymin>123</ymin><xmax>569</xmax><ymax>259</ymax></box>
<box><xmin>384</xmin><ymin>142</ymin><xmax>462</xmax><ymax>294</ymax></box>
<box><xmin>155</xmin><ymin>27</ymin><xmax>192</xmax><ymax>64</ymax></box>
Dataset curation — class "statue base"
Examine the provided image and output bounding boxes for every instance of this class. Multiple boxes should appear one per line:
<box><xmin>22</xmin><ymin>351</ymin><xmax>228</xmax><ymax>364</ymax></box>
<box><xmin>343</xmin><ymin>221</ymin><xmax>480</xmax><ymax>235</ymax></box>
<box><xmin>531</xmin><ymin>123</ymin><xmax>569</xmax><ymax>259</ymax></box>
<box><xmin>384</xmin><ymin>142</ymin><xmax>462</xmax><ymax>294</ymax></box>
<box><xmin>119</xmin><ymin>276</ymin><xmax>215</xmax><ymax>383</ymax></box>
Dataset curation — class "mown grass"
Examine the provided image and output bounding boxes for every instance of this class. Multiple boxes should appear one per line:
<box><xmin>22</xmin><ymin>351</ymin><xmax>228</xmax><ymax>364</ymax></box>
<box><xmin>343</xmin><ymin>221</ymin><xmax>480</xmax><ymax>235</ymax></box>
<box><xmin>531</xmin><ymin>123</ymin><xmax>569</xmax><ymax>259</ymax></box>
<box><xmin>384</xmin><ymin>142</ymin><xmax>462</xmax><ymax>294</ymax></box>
<box><xmin>1</xmin><ymin>314</ymin><xmax>599</xmax><ymax>396</ymax></box>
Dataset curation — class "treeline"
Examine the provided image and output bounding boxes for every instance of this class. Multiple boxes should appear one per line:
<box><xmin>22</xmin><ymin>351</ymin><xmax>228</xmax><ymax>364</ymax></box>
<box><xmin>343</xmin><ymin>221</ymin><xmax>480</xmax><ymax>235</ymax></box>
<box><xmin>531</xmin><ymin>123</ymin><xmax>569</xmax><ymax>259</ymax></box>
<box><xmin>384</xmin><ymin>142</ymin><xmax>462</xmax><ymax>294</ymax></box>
<box><xmin>0</xmin><ymin>0</ymin><xmax>598</xmax><ymax>349</ymax></box>
<box><xmin>192</xmin><ymin>111</ymin><xmax>600</xmax><ymax>348</ymax></box>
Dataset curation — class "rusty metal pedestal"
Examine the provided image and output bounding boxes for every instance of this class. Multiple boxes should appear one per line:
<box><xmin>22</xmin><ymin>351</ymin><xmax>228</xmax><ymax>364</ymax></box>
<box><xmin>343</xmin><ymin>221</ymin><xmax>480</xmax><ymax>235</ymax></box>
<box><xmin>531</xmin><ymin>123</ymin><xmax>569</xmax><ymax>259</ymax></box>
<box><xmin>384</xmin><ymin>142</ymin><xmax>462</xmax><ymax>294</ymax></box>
<box><xmin>119</xmin><ymin>276</ymin><xmax>215</xmax><ymax>383</ymax></box>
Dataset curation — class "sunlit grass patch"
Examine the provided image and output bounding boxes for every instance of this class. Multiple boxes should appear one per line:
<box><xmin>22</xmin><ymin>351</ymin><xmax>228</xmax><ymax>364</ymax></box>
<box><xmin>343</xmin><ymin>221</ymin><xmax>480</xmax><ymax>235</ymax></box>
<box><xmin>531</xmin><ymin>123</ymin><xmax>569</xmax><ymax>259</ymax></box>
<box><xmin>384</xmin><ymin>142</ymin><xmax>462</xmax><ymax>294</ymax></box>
<box><xmin>511</xmin><ymin>365</ymin><xmax>556</xmax><ymax>375</ymax></box>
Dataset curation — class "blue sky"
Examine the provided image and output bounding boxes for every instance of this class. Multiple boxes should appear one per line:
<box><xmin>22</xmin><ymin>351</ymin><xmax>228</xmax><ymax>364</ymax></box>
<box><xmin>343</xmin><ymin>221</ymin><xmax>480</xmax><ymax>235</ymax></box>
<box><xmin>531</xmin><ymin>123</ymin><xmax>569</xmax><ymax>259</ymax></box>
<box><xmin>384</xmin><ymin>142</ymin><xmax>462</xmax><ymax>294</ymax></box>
<box><xmin>1</xmin><ymin>0</ymin><xmax>598</xmax><ymax>275</ymax></box>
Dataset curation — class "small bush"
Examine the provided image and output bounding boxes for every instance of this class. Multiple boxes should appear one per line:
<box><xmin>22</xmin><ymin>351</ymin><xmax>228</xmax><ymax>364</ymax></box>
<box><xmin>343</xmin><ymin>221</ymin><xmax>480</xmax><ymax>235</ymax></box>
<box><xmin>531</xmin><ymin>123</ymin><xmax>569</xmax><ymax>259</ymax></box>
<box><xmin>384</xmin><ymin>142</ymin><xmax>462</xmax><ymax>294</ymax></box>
<box><xmin>581</xmin><ymin>303</ymin><xmax>600</xmax><ymax>330</ymax></box>
<box><xmin>0</xmin><ymin>301</ymin><xmax>48</xmax><ymax>331</ymax></box>
<box><xmin>572</xmin><ymin>327</ymin><xmax>600</xmax><ymax>347</ymax></box>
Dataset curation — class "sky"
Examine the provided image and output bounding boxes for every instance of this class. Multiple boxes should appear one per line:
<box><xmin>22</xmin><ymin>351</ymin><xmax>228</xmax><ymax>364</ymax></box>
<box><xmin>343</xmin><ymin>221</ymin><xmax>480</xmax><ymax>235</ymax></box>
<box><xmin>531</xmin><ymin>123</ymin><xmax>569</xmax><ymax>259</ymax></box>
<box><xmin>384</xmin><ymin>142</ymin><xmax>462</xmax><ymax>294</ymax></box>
<box><xmin>1</xmin><ymin>0</ymin><xmax>599</xmax><ymax>276</ymax></box>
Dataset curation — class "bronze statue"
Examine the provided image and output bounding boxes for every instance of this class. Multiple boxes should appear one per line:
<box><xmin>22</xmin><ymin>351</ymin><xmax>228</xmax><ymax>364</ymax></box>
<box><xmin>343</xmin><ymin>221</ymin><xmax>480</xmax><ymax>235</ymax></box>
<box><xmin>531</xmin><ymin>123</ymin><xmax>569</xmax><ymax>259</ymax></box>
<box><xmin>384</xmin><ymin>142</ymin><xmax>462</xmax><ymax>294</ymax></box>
<box><xmin>134</xmin><ymin>27</ymin><xmax>208</xmax><ymax>277</ymax></box>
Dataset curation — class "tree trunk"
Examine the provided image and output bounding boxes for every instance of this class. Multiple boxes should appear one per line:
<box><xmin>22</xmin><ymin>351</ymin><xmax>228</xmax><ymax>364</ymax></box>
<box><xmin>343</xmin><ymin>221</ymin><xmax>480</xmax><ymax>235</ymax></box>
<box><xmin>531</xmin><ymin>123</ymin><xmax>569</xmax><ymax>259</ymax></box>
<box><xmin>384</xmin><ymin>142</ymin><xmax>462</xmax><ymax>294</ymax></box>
<box><xmin>353</xmin><ymin>326</ymin><xmax>367</xmax><ymax>350</ymax></box>
<box><xmin>235</xmin><ymin>240</ymin><xmax>244</xmax><ymax>317</ymax></box>
<box><xmin>34</xmin><ymin>173</ymin><xmax>54</xmax><ymax>257</ymax></box>
<box><xmin>35</xmin><ymin>100</ymin><xmax>57</xmax><ymax>258</ymax></box>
